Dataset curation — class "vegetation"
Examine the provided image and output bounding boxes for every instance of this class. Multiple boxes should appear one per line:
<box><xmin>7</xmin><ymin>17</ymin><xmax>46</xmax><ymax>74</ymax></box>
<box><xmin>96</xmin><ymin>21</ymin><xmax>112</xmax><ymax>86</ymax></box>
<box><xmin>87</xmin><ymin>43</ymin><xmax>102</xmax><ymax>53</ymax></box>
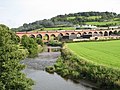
<box><xmin>47</xmin><ymin>40</ymin><xmax>62</xmax><ymax>46</ymax></box>
<box><xmin>21</xmin><ymin>35</ymin><xmax>39</xmax><ymax>58</ymax></box>
<box><xmin>12</xmin><ymin>11</ymin><xmax>120</xmax><ymax>32</ymax></box>
<box><xmin>0</xmin><ymin>24</ymin><xmax>33</xmax><ymax>89</ymax></box>
<box><xmin>36</xmin><ymin>38</ymin><xmax>44</xmax><ymax>46</ymax></box>
<box><xmin>86</xmin><ymin>21</ymin><xmax>120</xmax><ymax>27</ymax></box>
<box><xmin>52</xmin><ymin>40</ymin><xmax>120</xmax><ymax>89</ymax></box>
<box><xmin>45</xmin><ymin>66</ymin><xmax>55</xmax><ymax>74</ymax></box>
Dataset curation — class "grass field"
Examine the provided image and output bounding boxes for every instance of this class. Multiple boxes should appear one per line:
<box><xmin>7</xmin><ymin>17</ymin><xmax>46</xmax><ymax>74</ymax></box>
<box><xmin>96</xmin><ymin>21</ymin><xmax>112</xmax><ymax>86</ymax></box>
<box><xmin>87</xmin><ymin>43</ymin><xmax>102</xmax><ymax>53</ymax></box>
<box><xmin>67</xmin><ymin>40</ymin><xmax>120</xmax><ymax>68</ymax></box>
<box><xmin>86</xmin><ymin>21</ymin><xmax>120</xmax><ymax>26</ymax></box>
<box><xmin>32</xmin><ymin>27</ymin><xmax>75</xmax><ymax>32</ymax></box>
<box><xmin>67</xmin><ymin>16</ymin><xmax>102</xmax><ymax>20</ymax></box>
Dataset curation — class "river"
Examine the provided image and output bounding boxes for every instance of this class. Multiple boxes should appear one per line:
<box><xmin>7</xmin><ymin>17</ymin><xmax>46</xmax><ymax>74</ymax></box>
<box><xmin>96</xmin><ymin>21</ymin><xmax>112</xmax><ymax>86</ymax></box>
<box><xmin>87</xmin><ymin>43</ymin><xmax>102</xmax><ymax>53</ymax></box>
<box><xmin>22</xmin><ymin>52</ymin><xmax>99</xmax><ymax>90</ymax></box>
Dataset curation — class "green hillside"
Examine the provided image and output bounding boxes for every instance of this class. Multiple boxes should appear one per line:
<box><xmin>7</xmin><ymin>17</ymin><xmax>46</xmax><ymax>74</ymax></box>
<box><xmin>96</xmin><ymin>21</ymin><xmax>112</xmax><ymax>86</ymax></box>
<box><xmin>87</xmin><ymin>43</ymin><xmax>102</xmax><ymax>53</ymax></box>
<box><xmin>12</xmin><ymin>11</ymin><xmax>120</xmax><ymax>32</ymax></box>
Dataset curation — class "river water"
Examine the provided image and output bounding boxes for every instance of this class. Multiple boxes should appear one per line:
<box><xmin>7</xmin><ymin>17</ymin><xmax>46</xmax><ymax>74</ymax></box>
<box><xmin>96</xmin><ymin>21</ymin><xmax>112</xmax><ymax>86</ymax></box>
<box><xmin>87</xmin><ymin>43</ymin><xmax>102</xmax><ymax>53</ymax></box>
<box><xmin>22</xmin><ymin>52</ymin><xmax>98</xmax><ymax>90</ymax></box>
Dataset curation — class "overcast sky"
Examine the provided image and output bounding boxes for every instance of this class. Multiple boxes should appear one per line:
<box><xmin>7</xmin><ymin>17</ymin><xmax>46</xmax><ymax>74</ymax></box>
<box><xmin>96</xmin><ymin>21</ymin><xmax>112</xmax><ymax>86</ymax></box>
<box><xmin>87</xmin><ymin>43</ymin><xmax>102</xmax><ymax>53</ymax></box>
<box><xmin>0</xmin><ymin>0</ymin><xmax>120</xmax><ymax>28</ymax></box>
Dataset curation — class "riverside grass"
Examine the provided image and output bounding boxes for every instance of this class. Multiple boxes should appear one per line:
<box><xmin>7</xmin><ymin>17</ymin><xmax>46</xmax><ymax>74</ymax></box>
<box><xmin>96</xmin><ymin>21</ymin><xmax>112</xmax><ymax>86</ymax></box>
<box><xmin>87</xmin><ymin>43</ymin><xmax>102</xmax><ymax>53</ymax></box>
<box><xmin>67</xmin><ymin>40</ymin><xmax>120</xmax><ymax>69</ymax></box>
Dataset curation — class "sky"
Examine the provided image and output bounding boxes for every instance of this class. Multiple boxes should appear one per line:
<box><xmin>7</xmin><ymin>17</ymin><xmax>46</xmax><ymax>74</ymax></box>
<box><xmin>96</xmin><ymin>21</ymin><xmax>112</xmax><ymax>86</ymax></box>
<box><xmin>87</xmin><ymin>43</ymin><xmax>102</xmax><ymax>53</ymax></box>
<box><xmin>0</xmin><ymin>0</ymin><xmax>120</xmax><ymax>28</ymax></box>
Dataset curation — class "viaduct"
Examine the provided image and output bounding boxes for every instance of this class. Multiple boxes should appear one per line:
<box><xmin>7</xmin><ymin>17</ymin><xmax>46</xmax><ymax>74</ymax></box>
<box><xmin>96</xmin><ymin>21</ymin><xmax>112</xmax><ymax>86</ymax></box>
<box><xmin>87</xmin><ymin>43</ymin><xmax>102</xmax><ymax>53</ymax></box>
<box><xmin>16</xmin><ymin>29</ymin><xmax>120</xmax><ymax>41</ymax></box>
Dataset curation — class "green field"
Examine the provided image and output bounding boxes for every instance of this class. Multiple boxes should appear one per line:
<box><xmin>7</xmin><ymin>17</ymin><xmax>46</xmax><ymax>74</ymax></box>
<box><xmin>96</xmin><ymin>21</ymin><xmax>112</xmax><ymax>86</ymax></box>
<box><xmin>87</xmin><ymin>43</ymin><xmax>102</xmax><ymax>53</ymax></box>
<box><xmin>32</xmin><ymin>27</ymin><xmax>75</xmax><ymax>32</ymax></box>
<box><xmin>67</xmin><ymin>40</ymin><xmax>120</xmax><ymax>68</ymax></box>
<box><xmin>67</xmin><ymin>16</ymin><xmax>101</xmax><ymax>20</ymax></box>
<box><xmin>86</xmin><ymin>21</ymin><xmax>120</xmax><ymax>26</ymax></box>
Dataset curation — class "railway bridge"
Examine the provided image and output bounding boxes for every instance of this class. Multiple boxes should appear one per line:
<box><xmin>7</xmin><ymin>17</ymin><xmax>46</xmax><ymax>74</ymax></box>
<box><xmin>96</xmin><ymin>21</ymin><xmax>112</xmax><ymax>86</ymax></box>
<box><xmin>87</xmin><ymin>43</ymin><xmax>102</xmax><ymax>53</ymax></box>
<box><xmin>16</xmin><ymin>29</ymin><xmax>120</xmax><ymax>41</ymax></box>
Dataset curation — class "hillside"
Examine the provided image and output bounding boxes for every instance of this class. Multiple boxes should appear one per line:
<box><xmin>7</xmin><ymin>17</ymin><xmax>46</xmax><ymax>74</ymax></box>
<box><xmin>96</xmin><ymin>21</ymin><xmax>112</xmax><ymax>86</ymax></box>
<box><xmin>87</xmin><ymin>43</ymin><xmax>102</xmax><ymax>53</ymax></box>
<box><xmin>12</xmin><ymin>11</ymin><xmax>120</xmax><ymax>32</ymax></box>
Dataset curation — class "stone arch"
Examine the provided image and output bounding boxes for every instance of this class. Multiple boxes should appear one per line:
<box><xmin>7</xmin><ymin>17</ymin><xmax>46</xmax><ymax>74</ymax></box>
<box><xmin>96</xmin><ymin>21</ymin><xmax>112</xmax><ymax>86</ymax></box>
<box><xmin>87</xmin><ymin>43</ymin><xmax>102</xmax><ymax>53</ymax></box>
<box><xmin>36</xmin><ymin>34</ymin><xmax>42</xmax><ymax>39</ymax></box>
<box><xmin>50</xmin><ymin>34</ymin><xmax>56</xmax><ymax>40</ymax></box>
<box><xmin>70</xmin><ymin>33</ymin><xmax>76</xmax><ymax>39</ymax></box>
<box><xmin>43</xmin><ymin>34</ymin><xmax>49</xmax><ymax>40</ymax></box>
<box><xmin>76</xmin><ymin>32</ymin><xmax>81</xmax><ymax>38</ymax></box>
<box><xmin>93</xmin><ymin>32</ymin><xmax>98</xmax><ymax>36</ymax></box>
<box><xmin>94</xmin><ymin>32</ymin><xmax>98</xmax><ymax>34</ymax></box>
<box><xmin>58</xmin><ymin>33</ymin><xmax>63</xmax><ymax>40</ymax></box>
<box><xmin>99</xmin><ymin>32</ymin><xmax>103</xmax><ymax>36</ymax></box>
<box><xmin>65</xmin><ymin>33</ymin><xmax>69</xmax><ymax>36</ymax></box>
<box><xmin>109</xmin><ymin>31</ymin><xmax>113</xmax><ymax>36</ymax></box>
<box><xmin>29</xmin><ymin>34</ymin><xmax>35</xmax><ymax>38</ymax></box>
<box><xmin>58</xmin><ymin>33</ymin><xmax>63</xmax><ymax>37</ymax></box>
<box><xmin>71</xmin><ymin>33</ymin><xmax>75</xmax><ymax>35</ymax></box>
<box><xmin>77</xmin><ymin>32</ymin><xmax>81</xmax><ymax>37</ymax></box>
<box><xmin>88</xmin><ymin>32</ymin><xmax>92</xmax><ymax>35</ymax></box>
<box><xmin>113</xmin><ymin>30</ymin><xmax>118</xmax><ymax>35</ymax></box>
<box><xmin>82</xmin><ymin>32</ymin><xmax>87</xmax><ymax>35</ymax></box>
<box><xmin>104</xmin><ymin>31</ymin><xmax>108</xmax><ymax>36</ymax></box>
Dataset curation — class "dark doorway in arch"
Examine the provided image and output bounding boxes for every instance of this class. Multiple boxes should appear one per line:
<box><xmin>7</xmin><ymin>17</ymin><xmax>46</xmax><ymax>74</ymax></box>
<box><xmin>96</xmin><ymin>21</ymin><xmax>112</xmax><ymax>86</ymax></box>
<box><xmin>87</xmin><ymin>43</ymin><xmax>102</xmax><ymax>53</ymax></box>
<box><xmin>104</xmin><ymin>31</ymin><xmax>108</xmax><ymax>36</ymax></box>
<box><xmin>44</xmin><ymin>34</ymin><xmax>49</xmax><ymax>40</ymax></box>
<box><xmin>99</xmin><ymin>32</ymin><xmax>103</xmax><ymax>36</ymax></box>
<box><xmin>36</xmin><ymin>34</ymin><xmax>42</xmax><ymax>39</ymax></box>
<box><xmin>29</xmin><ymin>34</ymin><xmax>35</xmax><ymax>38</ymax></box>
<box><xmin>109</xmin><ymin>31</ymin><xmax>113</xmax><ymax>36</ymax></box>
<box><xmin>50</xmin><ymin>34</ymin><xmax>56</xmax><ymax>40</ymax></box>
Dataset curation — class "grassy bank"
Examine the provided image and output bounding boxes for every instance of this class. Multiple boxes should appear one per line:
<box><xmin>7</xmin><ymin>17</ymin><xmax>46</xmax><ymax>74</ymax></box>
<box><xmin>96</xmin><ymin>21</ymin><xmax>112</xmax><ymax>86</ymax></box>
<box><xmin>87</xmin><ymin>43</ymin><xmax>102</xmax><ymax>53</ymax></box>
<box><xmin>53</xmin><ymin>41</ymin><xmax>120</xmax><ymax>89</ymax></box>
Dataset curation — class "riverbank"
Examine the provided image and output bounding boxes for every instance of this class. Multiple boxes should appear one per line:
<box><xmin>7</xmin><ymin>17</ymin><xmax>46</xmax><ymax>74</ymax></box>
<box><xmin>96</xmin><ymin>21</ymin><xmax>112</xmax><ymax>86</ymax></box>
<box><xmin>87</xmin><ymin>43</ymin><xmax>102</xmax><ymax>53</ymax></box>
<box><xmin>53</xmin><ymin>45</ymin><xmax>120</xmax><ymax>90</ymax></box>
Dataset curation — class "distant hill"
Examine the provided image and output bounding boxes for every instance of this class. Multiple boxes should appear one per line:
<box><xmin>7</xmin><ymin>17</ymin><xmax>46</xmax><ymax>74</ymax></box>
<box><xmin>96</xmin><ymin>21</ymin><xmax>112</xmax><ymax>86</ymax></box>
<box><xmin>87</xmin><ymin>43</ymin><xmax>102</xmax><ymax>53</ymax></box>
<box><xmin>12</xmin><ymin>11</ymin><xmax>120</xmax><ymax>32</ymax></box>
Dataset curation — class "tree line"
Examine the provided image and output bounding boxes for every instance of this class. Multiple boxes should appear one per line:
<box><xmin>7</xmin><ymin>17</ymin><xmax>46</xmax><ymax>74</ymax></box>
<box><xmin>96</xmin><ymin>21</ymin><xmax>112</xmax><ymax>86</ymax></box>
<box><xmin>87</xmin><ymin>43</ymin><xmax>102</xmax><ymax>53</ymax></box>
<box><xmin>12</xmin><ymin>11</ymin><xmax>120</xmax><ymax>32</ymax></box>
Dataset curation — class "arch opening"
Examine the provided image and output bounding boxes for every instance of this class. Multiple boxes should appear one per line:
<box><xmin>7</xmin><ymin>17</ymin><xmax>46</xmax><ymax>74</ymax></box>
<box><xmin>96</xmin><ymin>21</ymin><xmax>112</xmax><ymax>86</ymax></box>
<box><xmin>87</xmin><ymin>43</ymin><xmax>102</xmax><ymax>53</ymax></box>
<box><xmin>109</xmin><ymin>31</ymin><xmax>113</xmax><ymax>36</ymax></box>
<box><xmin>58</xmin><ymin>33</ymin><xmax>63</xmax><ymax>40</ymax></box>
<box><xmin>99</xmin><ymin>32</ymin><xmax>103</xmax><ymax>36</ymax></box>
<box><xmin>36</xmin><ymin>34</ymin><xmax>42</xmax><ymax>39</ymax></box>
<box><xmin>29</xmin><ymin>34</ymin><xmax>35</xmax><ymax>38</ymax></box>
<box><xmin>88</xmin><ymin>32</ymin><xmax>92</xmax><ymax>35</ymax></box>
<box><xmin>65</xmin><ymin>33</ymin><xmax>69</xmax><ymax>36</ymax></box>
<box><xmin>50</xmin><ymin>34</ymin><xmax>56</xmax><ymax>40</ymax></box>
<box><xmin>43</xmin><ymin>34</ymin><xmax>49</xmax><ymax>40</ymax></box>
<box><xmin>104</xmin><ymin>31</ymin><xmax>108</xmax><ymax>36</ymax></box>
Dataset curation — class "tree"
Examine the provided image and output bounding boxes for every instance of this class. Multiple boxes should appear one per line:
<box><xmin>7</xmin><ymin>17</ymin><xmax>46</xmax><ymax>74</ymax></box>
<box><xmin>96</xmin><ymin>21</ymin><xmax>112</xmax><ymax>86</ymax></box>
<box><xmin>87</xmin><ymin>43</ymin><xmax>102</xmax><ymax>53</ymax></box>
<box><xmin>0</xmin><ymin>24</ymin><xmax>33</xmax><ymax>90</ymax></box>
<box><xmin>21</xmin><ymin>35</ymin><xmax>38</xmax><ymax>58</ymax></box>
<box><xmin>36</xmin><ymin>38</ymin><xmax>44</xmax><ymax>46</ymax></box>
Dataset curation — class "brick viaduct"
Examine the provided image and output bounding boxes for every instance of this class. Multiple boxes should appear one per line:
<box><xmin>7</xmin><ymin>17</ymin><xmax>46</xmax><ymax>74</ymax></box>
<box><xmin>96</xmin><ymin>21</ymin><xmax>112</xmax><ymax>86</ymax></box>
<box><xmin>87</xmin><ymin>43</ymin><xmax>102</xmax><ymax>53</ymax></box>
<box><xmin>16</xmin><ymin>29</ymin><xmax>120</xmax><ymax>41</ymax></box>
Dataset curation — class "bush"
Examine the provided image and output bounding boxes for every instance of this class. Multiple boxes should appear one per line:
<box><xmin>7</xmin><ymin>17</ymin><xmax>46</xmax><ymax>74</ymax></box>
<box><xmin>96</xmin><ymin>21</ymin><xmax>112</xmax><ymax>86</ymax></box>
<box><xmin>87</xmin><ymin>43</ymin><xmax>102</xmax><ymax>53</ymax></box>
<box><xmin>47</xmin><ymin>40</ymin><xmax>62</xmax><ymax>46</ymax></box>
<box><xmin>54</xmin><ymin>45</ymin><xmax>120</xmax><ymax>89</ymax></box>
<box><xmin>21</xmin><ymin>35</ymin><xmax>39</xmax><ymax>58</ymax></box>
